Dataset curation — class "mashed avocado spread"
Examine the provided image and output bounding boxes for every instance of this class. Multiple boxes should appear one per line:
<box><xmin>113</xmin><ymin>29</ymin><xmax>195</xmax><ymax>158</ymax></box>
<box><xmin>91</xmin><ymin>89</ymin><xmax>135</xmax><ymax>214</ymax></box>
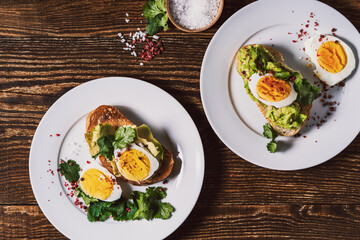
<box><xmin>85</xmin><ymin>123</ymin><xmax>115</xmax><ymax>158</ymax></box>
<box><xmin>236</xmin><ymin>45</ymin><xmax>318</xmax><ymax>130</ymax></box>
<box><xmin>266</xmin><ymin>103</ymin><xmax>307</xmax><ymax>129</ymax></box>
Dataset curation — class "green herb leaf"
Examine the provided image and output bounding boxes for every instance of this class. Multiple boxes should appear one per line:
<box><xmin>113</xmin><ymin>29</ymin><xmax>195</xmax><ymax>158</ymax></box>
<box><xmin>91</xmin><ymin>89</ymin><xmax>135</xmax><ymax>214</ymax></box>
<box><xmin>143</xmin><ymin>0</ymin><xmax>164</xmax><ymax>19</ymax></box>
<box><xmin>263</xmin><ymin>123</ymin><xmax>278</xmax><ymax>140</ymax></box>
<box><xmin>146</xmin><ymin>14</ymin><xmax>163</xmax><ymax>36</ymax></box>
<box><xmin>267</xmin><ymin>140</ymin><xmax>277</xmax><ymax>153</ymax></box>
<box><xmin>154</xmin><ymin>202</ymin><xmax>174</xmax><ymax>219</ymax></box>
<box><xmin>113</xmin><ymin>126</ymin><xmax>136</xmax><ymax>149</ymax></box>
<box><xmin>146</xmin><ymin>186</ymin><xmax>167</xmax><ymax>200</ymax></box>
<box><xmin>158</xmin><ymin>14</ymin><xmax>168</xmax><ymax>31</ymax></box>
<box><xmin>59</xmin><ymin>160</ymin><xmax>80</xmax><ymax>183</ymax></box>
<box><xmin>274</xmin><ymin>71</ymin><xmax>290</xmax><ymax>80</ymax></box>
<box><xmin>143</xmin><ymin>0</ymin><xmax>168</xmax><ymax>35</ymax></box>
<box><xmin>94</xmin><ymin>134</ymin><xmax>115</xmax><ymax>160</ymax></box>
<box><xmin>155</xmin><ymin>0</ymin><xmax>166</xmax><ymax>12</ymax></box>
<box><xmin>85</xmin><ymin>187</ymin><xmax>174</xmax><ymax>222</ymax></box>
<box><xmin>263</xmin><ymin>123</ymin><xmax>278</xmax><ymax>153</ymax></box>
<box><xmin>293</xmin><ymin>73</ymin><xmax>320</xmax><ymax>106</ymax></box>
<box><xmin>75</xmin><ymin>187</ymin><xmax>98</xmax><ymax>205</ymax></box>
<box><xmin>87</xmin><ymin>201</ymin><xmax>113</xmax><ymax>222</ymax></box>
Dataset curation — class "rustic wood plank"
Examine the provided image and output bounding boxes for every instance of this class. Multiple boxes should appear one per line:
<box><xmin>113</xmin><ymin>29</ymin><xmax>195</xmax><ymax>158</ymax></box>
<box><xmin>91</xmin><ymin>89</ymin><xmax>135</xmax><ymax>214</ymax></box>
<box><xmin>0</xmin><ymin>0</ymin><xmax>359</xmax><ymax>239</ymax></box>
<box><xmin>1</xmin><ymin>205</ymin><xmax>360</xmax><ymax>239</ymax></box>
<box><xmin>168</xmin><ymin>204</ymin><xmax>360</xmax><ymax>239</ymax></box>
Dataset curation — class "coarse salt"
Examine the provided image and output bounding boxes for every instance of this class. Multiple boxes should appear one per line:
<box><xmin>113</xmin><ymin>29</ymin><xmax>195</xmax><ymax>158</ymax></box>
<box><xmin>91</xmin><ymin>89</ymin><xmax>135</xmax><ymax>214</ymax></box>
<box><xmin>169</xmin><ymin>0</ymin><xmax>220</xmax><ymax>30</ymax></box>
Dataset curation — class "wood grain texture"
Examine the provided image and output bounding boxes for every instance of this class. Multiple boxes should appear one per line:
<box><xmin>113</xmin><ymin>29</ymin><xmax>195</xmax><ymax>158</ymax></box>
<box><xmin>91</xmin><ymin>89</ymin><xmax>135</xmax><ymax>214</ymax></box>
<box><xmin>0</xmin><ymin>0</ymin><xmax>359</xmax><ymax>239</ymax></box>
<box><xmin>1</xmin><ymin>205</ymin><xmax>360</xmax><ymax>239</ymax></box>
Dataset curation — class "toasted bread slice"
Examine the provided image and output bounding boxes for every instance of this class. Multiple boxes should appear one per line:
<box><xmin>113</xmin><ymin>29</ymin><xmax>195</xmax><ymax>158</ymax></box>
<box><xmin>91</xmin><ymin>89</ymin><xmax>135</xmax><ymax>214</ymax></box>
<box><xmin>236</xmin><ymin>45</ymin><xmax>312</xmax><ymax>137</ymax></box>
<box><xmin>86</xmin><ymin>105</ymin><xmax>174</xmax><ymax>185</ymax></box>
<box><xmin>86</xmin><ymin>105</ymin><xmax>135</xmax><ymax>132</ymax></box>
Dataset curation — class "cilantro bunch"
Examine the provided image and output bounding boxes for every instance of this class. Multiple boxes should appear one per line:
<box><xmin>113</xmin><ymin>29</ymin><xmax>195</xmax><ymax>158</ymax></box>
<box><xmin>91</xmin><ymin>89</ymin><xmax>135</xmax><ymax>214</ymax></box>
<box><xmin>143</xmin><ymin>0</ymin><xmax>168</xmax><ymax>35</ymax></box>
<box><xmin>263</xmin><ymin>123</ymin><xmax>278</xmax><ymax>153</ymax></box>
<box><xmin>87</xmin><ymin>187</ymin><xmax>174</xmax><ymax>222</ymax></box>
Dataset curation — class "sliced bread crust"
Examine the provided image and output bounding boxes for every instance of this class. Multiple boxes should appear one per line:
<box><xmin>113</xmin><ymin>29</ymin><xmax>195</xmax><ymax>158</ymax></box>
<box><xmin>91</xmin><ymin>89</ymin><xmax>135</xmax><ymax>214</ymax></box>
<box><xmin>86</xmin><ymin>105</ymin><xmax>174</xmax><ymax>185</ymax></box>
<box><xmin>236</xmin><ymin>45</ymin><xmax>312</xmax><ymax>136</ymax></box>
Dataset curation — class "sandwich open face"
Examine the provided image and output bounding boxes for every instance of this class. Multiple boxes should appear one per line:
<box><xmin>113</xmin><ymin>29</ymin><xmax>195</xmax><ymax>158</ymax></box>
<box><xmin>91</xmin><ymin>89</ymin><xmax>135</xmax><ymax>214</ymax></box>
<box><xmin>85</xmin><ymin>105</ymin><xmax>174</xmax><ymax>185</ymax></box>
<box><xmin>235</xmin><ymin>44</ymin><xmax>320</xmax><ymax>136</ymax></box>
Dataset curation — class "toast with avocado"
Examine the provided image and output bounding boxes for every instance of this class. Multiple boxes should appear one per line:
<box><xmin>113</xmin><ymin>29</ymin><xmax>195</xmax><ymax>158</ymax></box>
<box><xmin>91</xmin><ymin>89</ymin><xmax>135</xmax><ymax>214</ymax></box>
<box><xmin>85</xmin><ymin>105</ymin><xmax>174</xmax><ymax>185</ymax></box>
<box><xmin>235</xmin><ymin>44</ymin><xmax>320</xmax><ymax>136</ymax></box>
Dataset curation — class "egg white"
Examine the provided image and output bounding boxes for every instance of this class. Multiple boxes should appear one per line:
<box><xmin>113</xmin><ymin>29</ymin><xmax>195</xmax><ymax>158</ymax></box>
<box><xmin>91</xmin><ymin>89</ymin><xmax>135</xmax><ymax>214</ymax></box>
<box><xmin>305</xmin><ymin>34</ymin><xmax>355</xmax><ymax>86</ymax></box>
<box><xmin>248</xmin><ymin>73</ymin><xmax>297</xmax><ymax>108</ymax></box>
<box><xmin>114</xmin><ymin>143</ymin><xmax>160</xmax><ymax>182</ymax></box>
<box><xmin>80</xmin><ymin>162</ymin><xmax>122</xmax><ymax>202</ymax></box>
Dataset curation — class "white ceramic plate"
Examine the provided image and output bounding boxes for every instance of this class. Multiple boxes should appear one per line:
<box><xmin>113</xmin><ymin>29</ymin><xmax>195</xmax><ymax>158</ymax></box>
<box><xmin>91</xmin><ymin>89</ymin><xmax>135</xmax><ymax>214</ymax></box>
<box><xmin>29</xmin><ymin>77</ymin><xmax>204</xmax><ymax>239</ymax></box>
<box><xmin>201</xmin><ymin>0</ymin><xmax>360</xmax><ymax>170</ymax></box>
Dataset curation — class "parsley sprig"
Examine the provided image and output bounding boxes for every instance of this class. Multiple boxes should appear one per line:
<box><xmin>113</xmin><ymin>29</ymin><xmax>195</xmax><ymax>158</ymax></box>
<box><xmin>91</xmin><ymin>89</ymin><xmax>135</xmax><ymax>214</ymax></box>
<box><xmin>113</xmin><ymin>126</ymin><xmax>136</xmax><ymax>149</ymax></box>
<box><xmin>59</xmin><ymin>160</ymin><xmax>80</xmax><ymax>183</ymax></box>
<box><xmin>143</xmin><ymin>0</ymin><xmax>168</xmax><ymax>35</ymax></box>
<box><xmin>263</xmin><ymin>123</ymin><xmax>278</xmax><ymax>153</ymax></box>
<box><xmin>87</xmin><ymin>187</ymin><xmax>174</xmax><ymax>222</ymax></box>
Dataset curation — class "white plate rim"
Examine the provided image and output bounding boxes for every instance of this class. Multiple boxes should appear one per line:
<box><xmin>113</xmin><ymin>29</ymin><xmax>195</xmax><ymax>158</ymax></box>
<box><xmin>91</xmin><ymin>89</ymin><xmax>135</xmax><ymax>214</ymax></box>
<box><xmin>200</xmin><ymin>0</ymin><xmax>360</xmax><ymax>170</ymax></box>
<box><xmin>29</xmin><ymin>77</ymin><xmax>204</xmax><ymax>239</ymax></box>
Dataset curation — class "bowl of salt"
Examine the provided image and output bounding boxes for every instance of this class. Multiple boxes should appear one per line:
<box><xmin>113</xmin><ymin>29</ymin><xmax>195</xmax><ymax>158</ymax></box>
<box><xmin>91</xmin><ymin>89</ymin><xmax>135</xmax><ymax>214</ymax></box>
<box><xmin>166</xmin><ymin>0</ymin><xmax>224</xmax><ymax>32</ymax></box>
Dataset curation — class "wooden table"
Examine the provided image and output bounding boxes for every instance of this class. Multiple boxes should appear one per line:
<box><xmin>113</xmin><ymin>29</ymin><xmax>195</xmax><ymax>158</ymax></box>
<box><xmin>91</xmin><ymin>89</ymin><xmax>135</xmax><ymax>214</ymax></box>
<box><xmin>1</xmin><ymin>0</ymin><xmax>359</xmax><ymax>239</ymax></box>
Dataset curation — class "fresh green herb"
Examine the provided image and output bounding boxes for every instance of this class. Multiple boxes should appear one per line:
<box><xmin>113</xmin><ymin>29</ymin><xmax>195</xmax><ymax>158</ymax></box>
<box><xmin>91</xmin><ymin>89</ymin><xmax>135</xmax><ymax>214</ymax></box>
<box><xmin>85</xmin><ymin>187</ymin><xmax>174</xmax><ymax>222</ymax></box>
<box><xmin>75</xmin><ymin>187</ymin><xmax>98</xmax><ymax>205</ymax></box>
<box><xmin>87</xmin><ymin>201</ymin><xmax>113</xmax><ymax>222</ymax></box>
<box><xmin>266</xmin><ymin>140</ymin><xmax>277</xmax><ymax>153</ymax></box>
<box><xmin>263</xmin><ymin>123</ymin><xmax>278</xmax><ymax>153</ymax></box>
<box><xmin>143</xmin><ymin>0</ymin><xmax>168</xmax><ymax>35</ymax></box>
<box><xmin>293</xmin><ymin>72</ymin><xmax>320</xmax><ymax>106</ymax></box>
<box><xmin>263</xmin><ymin>123</ymin><xmax>278</xmax><ymax>140</ymax></box>
<box><xmin>94</xmin><ymin>134</ymin><xmax>115</xmax><ymax>160</ymax></box>
<box><xmin>59</xmin><ymin>160</ymin><xmax>80</xmax><ymax>183</ymax></box>
<box><xmin>274</xmin><ymin>71</ymin><xmax>290</xmax><ymax>80</ymax></box>
<box><xmin>113</xmin><ymin>126</ymin><xmax>136</xmax><ymax>149</ymax></box>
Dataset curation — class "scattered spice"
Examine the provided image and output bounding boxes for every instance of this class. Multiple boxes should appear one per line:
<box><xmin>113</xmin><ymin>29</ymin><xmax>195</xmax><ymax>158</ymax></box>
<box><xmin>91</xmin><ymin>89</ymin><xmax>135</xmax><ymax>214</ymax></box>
<box><xmin>141</xmin><ymin>39</ymin><xmax>164</xmax><ymax>61</ymax></box>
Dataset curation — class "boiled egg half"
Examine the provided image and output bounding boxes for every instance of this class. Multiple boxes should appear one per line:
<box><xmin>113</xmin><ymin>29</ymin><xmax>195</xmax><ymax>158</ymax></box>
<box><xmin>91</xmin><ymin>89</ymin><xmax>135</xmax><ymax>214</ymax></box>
<box><xmin>305</xmin><ymin>34</ymin><xmax>355</xmax><ymax>86</ymax></box>
<box><xmin>79</xmin><ymin>162</ymin><xmax>122</xmax><ymax>202</ymax></box>
<box><xmin>114</xmin><ymin>143</ymin><xmax>160</xmax><ymax>182</ymax></box>
<box><xmin>248</xmin><ymin>73</ymin><xmax>297</xmax><ymax>108</ymax></box>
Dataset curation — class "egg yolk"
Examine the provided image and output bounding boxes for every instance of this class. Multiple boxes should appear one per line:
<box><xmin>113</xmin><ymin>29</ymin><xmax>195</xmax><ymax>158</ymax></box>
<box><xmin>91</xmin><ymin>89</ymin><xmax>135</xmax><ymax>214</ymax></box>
<box><xmin>317</xmin><ymin>41</ymin><xmax>347</xmax><ymax>73</ymax></box>
<box><xmin>118</xmin><ymin>149</ymin><xmax>150</xmax><ymax>181</ymax></box>
<box><xmin>256</xmin><ymin>75</ymin><xmax>291</xmax><ymax>102</ymax></box>
<box><xmin>80</xmin><ymin>169</ymin><xmax>113</xmax><ymax>200</ymax></box>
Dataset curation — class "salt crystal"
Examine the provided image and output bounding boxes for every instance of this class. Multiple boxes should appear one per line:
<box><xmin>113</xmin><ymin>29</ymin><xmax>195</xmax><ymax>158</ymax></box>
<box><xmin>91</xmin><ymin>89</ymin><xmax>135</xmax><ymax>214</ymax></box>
<box><xmin>152</xmin><ymin>35</ymin><xmax>159</xmax><ymax>40</ymax></box>
<box><xmin>140</xmin><ymin>62</ymin><xmax>144</xmax><ymax>66</ymax></box>
<box><xmin>169</xmin><ymin>0</ymin><xmax>220</xmax><ymax>30</ymax></box>
<box><xmin>125</xmin><ymin>13</ymin><xmax>129</xmax><ymax>17</ymax></box>
<box><xmin>118</xmin><ymin>33</ymin><xmax>123</xmax><ymax>38</ymax></box>
<box><xmin>125</xmin><ymin>19</ymin><xmax>130</xmax><ymax>23</ymax></box>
